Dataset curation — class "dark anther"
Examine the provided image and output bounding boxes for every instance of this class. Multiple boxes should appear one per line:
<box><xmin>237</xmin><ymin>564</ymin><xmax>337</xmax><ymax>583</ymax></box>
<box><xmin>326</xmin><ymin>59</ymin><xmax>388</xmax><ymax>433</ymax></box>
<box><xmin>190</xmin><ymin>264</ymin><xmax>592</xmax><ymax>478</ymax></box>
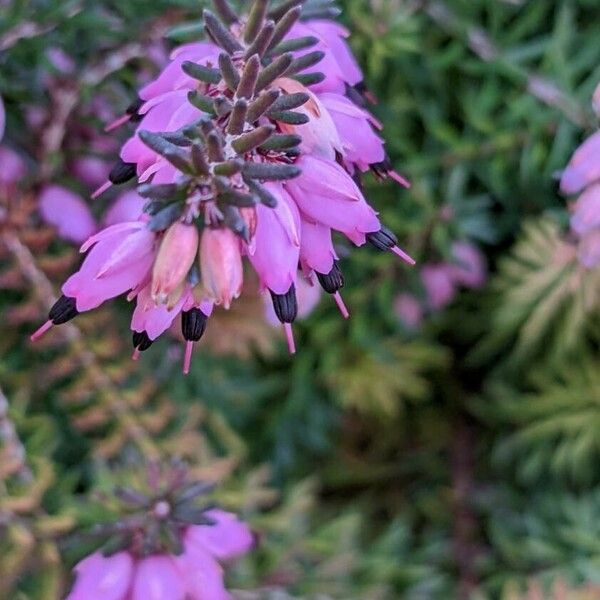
<box><xmin>316</xmin><ymin>262</ymin><xmax>344</xmax><ymax>294</ymax></box>
<box><xmin>371</xmin><ymin>154</ymin><xmax>393</xmax><ymax>178</ymax></box>
<box><xmin>367</xmin><ymin>226</ymin><xmax>398</xmax><ymax>251</ymax></box>
<box><xmin>109</xmin><ymin>159</ymin><xmax>137</xmax><ymax>185</ymax></box>
<box><xmin>181</xmin><ymin>308</ymin><xmax>209</xmax><ymax>342</ymax></box>
<box><xmin>48</xmin><ymin>295</ymin><xmax>78</xmax><ymax>325</ymax></box>
<box><xmin>126</xmin><ymin>97</ymin><xmax>144</xmax><ymax>115</ymax></box>
<box><xmin>270</xmin><ymin>285</ymin><xmax>298</xmax><ymax>323</ymax></box>
<box><xmin>345</xmin><ymin>83</ymin><xmax>367</xmax><ymax>108</ymax></box>
<box><xmin>132</xmin><ymin>331</ymin><xmax>154</xmax><ymax>352</ymax></box>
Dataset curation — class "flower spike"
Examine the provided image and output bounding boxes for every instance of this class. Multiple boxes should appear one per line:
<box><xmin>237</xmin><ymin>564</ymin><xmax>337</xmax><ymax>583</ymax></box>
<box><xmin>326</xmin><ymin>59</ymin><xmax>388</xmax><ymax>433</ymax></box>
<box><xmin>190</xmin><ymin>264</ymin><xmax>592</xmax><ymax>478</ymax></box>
<box><xmin>34</xmin><ymin>0</ymin><xmax>413</xmax><ymax>367</ymax></box>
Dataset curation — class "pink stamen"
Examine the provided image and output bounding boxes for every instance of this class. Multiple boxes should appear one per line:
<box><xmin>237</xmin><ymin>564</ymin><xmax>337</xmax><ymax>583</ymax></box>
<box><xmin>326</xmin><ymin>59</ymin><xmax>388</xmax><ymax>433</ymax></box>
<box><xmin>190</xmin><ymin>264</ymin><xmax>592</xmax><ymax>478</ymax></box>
<box><xmin>132</xmin><ymin>349</ymin><xmax>141</xmax><ymax>361</ymax></box>
<box><xmin>183</xmin><ymin>341</ymin><xmax>194</xmax><ymax>375</ymax></box>
<box><xmin>283</xmin><ymin>323</ymin><xmax>296</xmax><ymax>355</ymax></box>
<box><xmin>91</xmin><ymin>180</ymin><xmax>113</xmax><ymax>200</ymax></box>
<box><xmin>391</xmin><ymin>245</ymin><xmax>416</xmax><ymax>266</ymax></box>
<box><xmin>30</xmin><ymin>320</ymin><xmax>53</xmax><ymax>342</ymax></box>
<box><xmin>333</xmin><ymin>292</ymin><xmax>350</xmax><ymax>319</ymax></box>
<box><xmin>104</xmin><ymin>113</ymin><xmax>131</xmax><ymax>133</ymax></box>
<box><xmin>389</xmin><ymin>170</ymin><xmax>411</xmax><ymax>189</ymax></box>
<box><xmin>365</xmin><ymin>90</ymin><xmax>378</xmax><ymax>105</ymax></box>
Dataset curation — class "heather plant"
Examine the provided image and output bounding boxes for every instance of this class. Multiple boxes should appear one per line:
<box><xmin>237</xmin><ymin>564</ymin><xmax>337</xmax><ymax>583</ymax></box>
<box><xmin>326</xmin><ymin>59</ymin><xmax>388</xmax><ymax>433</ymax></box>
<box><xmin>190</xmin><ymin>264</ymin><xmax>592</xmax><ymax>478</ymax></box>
<box><xmin>2</xmin><ymin>1</ymin><xmax>600</xmax><ymax>599</ymax></box>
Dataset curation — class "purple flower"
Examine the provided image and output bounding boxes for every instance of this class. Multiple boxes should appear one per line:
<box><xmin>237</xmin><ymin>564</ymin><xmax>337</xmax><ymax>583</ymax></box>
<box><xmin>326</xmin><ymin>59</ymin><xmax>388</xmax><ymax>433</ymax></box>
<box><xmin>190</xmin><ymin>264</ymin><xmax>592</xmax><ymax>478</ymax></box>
<box><xmin>448</xmin><ymin>241</ymin><xmax>487</xmax><ymax>289</ymax></box>
<box><xmin>394</xmin><ymin>293</ymin><xmax>423</xmax><ymax>330</ymax></box>
<box><xmin>33</xmin><ymin>0</ymin><xmax>414</xmax><ymax>370</ymax></box>
<box><xmin>39</xmin><ymin>185</ymin><xmax>97</xmax><ymax>244</ymax></box>
<box><xmin>0</xmin><ymin>146</ymin><xmax>26</xmax><ymax>186</ymax></box>
<box><xmin>421</xmin><ymin>264</ymin><xmax>457</xmax><ymax>310</ymax></box>
<box><xmin>66</xmin><ymin>510</ymin><xmax>253</xmax><ymax>600</ymax></box>
<box><xmin>560</xmin><ymin>131</ymin><xmax>600</xmax><ymax>196</ymax></box>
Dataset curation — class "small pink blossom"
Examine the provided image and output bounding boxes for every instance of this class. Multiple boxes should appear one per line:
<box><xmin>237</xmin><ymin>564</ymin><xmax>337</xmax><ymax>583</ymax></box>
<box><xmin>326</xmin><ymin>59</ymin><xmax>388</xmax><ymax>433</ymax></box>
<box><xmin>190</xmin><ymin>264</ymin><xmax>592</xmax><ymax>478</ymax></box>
<box><xmin>0</xmin><ymin>146</ymin><xmax>26</xmax><ymax>186</ymax></box>
<box><xmin>449</xmin><ymin>241</ymin><xmax>487</xmax><ymax>289</ymax></box>
<box><xmin>560</xmin><ymin>131</ymin><xmax>600</xmax><ymax>195</ymax></box>
<box><xmin>39</xmin><ymin>185</ymin><xmax>96</xmax><ymax>244</ymax></box>
<box><xmin>421</xmin><ymin>264</ymin><xmax>456</xmax><ymax>310</ymax></box>
<box><xmin>394</xmin><ymin>293</ymin><xmax>423</xmax><ymax>330</ymax></box>
<box><xmin>65</xmin><ymin>510</ymin><xmax>252</xmax><ymax>600</ymax></box>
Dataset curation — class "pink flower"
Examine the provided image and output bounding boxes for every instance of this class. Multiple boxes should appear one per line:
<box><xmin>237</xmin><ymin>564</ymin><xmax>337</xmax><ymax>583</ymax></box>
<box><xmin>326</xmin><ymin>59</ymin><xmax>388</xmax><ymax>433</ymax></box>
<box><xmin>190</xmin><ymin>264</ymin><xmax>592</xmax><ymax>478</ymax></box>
<box><xmin>33</xmin><ymin>0</ymin><xmax>414</xmax><ymax>368</ymax></box>
<box><xmin>286</xmin><ymin>154</ymin><xmax>380</xmax><ymax>245</ymax></box>
<box><xmin>102</xmin><ymin>191</ymin><xmax>146</xmax><ymax>227</ymax></box>
<box><xmin>320</xmin><ymin>92</ymin><xmax>385</xmax><ymax>172</ymax></box>
<box><xmin>0</xmin><ymin>146</ymin><xmax>27</xmax><ymax>186</ymax></box>
<box><xmin>39</xmin><ymin>185</ymin><xmax>96</xmax><ymax>244</ymax></box>
<box><xmin>421</xmin><ymin>264</ymin><xmax>456</xmax><ymax>310</ymax></box>
<box><xmin>560</xmin><ymin>131</ymin><xmax>600</xmax><ymax>195</ymax></box>
<box><xmin>152</xmin><ymin>222</ymin><xmax>199</xmax><ymax>304</ymax></box>
<box><xmin>394</xmin><ymin>293</ymin><xmax>423</xmax><ymax>330</ymax></box>
<box><xmin>247</xmin><ymin>183</ymin><xmax>300</xmax><ymax>295</ymax></box>
<box><xmin>65</xmin><ymin>510</ymin><xmax>253</xmax><ymax>600</ymax></box>
<box><xmin>62</xmin><ymin>222</ymin><xmax>156</xmax><ymax>312</ymax></box>
<box><xmin>448</xmin><ymin>241</ymin><xmax>487</xmax><ymax>289</ymax></box>
<box><xmin>570</xmin><ymin>183</ymin><xmax>600</xmax><ymax>236</ymax></box>
<box><xmin>578</xmin><ymin>229</ymin><xmax>600</xmax><ymax>269</ymax></box>
<box><xmin>66</xmin><ymin>552</ymin><xmax>133</xmax><ymax>600</ymax></box>
<box><xmin>200</xmin><ymin>228</ymin><xmax>243</xmax><ymax>309</ymax></box>
<box><xmin>72</xmin><ymin>156</ymin><xmax>112</xmax><ymax>189</ymax></box>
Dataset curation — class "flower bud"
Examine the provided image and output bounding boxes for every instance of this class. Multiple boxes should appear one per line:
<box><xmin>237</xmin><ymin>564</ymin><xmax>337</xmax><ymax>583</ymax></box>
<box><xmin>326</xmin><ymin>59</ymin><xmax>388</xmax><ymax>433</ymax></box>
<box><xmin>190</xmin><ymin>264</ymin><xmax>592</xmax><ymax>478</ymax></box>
<box><xmin>152</xmin><ymin>223</ymin><xmax>199</xmax><ymax>305</ymax></box>
<box><xmin>200</xmin><ymin>228</ymin><xmax>243</xmax><ymax>308</ymax></box>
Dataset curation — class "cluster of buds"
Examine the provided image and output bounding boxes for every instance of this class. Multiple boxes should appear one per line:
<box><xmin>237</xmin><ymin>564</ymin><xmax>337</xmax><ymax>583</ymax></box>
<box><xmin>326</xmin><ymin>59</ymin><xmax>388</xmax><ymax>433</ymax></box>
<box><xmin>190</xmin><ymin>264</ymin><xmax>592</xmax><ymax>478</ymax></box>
<box><xmin>66</xmin><ymin>462</ymin><xmax>253</xmax><ymax>600</ymax></box>
<box><xmin>32</xmin><ymin>0</ymin><xmax>414</xmax><ymax>372</ymax></box>
<box><xmin>560</xmin><ymin>82</ymin><xmax>600</xmax><ymax>268</ymax></box>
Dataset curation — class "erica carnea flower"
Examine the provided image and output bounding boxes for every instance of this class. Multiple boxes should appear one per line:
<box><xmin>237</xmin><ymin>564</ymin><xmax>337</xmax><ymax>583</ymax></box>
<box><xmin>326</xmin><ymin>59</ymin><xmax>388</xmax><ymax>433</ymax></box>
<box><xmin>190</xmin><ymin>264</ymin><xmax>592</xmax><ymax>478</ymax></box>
<box><xmin>32</xmin><ymin>0</ymin><xmax>413</xmax><ymax>371</ymax></box>
<box><xmin>65</xmin><ymin>463</ymin><xmax>253</xmax><ymax>600</ymax></box>
<box><xmin>561</xmin><ymin>83</ymin><xmax>600</xmax><ymax>268</ymax></box>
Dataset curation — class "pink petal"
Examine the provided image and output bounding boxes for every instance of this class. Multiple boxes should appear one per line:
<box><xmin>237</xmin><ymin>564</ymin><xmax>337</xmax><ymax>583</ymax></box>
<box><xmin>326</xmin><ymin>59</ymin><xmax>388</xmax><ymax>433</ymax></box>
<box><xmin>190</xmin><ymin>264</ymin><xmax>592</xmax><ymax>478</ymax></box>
<box><xmin>63</xmin><ymin>227</ymin><xmax>154</xmax><ymax>312</ymax></box>
<box><xmin>286</xmin><ymin>156</ymin><xmax>380</xmax><ymax>245</ymax></box>
<box><xmin>185</xmin><ymin>509</ymin><xmax>253</xmax><ymax>562</ymax></box>
<box><xmin>578</xmin><ymin>229</ymin><xmax>600</xmax><ymax>269</ymax></box>
<box><xmin>320</xmin><ymin>93</ymin><xmax>385</xmax><ymax>170</ymax></box>
<box><xmin>65</xmin><ymin>551</ymin><xmax>133</xmax><ymax>600</ymax></box>
<box><xmin>299</xmin><ymin>219</ymin><xmax>337</xmax><ymax>275</ymax></box>
<box><xmin>248</xmin><ymin>184</ymin><xmax>300</xmax><ymax>294</ymax></box>
<box><xmin>131</xmin><ymin>285</ymin><xmax>190</xmax><ymax>340</ymax></box>
<box><xmin>132</xmin><ymin>556</ymin><xmax>186</xmax><ymax>600</ymax></box>
<box><xmin>38</xmin><ymin>185</ymin><xmax>97</xmax><ymax>244</ymax></box>
<box><xmin>421</xmin><ymin>264</ymin><xmax>456</xmax><ymax>310</ymax></box>
<box><xmin>103</xmin><ymin>191</ymin><xmax>146</xmax><ymax>227</ymax></box>
<box><xmin>0</xmin><ymin>146</ymin><xmax>27</xmax><ymax>185</ymax></box>
<box><xmin>561</xmin><ymin>131</ymin><xmax>600</xmax><ymax>195</ymax></box>
<box><xmin>448</xmin><ymin>241</ymin><xmax>487</xmax><ymax>289</ymax></box>
<box><xmin>394</xmin><ymin>293</ymin><xmax>424</xmax><ymax>330</ymax></box>
<box><xmin>173</xmin><ymin>544</ymin><xmax>229</xmax><ymax>600</ymax></box>
<box><xmin>571</xmin><ymin>183</ymin><xmax>600</xmax><ymax>236</ymax></box>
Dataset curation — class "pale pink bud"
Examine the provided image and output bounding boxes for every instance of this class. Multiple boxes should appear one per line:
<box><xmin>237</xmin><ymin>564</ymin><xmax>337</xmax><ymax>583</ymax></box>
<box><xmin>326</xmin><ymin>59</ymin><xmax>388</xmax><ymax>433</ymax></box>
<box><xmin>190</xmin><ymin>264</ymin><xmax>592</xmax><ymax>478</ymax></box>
<box><xmin>200</xmin><ymin>228</ymin><xmax>243</xmax><ymax>309</ymax></box>
<box><xmin>152</xmin><ymin>222</ymin><xmax>199</xmax><ymax>304</ymax></box>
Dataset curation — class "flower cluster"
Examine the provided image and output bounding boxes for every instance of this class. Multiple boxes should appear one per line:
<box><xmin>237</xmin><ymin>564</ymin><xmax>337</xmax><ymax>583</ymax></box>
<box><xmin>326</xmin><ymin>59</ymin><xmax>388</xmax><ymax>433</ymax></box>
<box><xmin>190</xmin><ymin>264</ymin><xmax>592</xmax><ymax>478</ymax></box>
<box><xmin>560</xmin><ymin>81</ymin><xmax>600</xmax><ymax>268</ymax></box>
<box><xmin>31</xmin><ymin>0</ymin><xmax>413</xmax><ymax>372</ymax></box>
<box><xmin>395</xmin><ymin>240</ymin><xmax>487</xmax><ymax>330</ymax></box>
<box><xmin>65</xmin><ymin>464</ymin><xmax>253</xmax><ymax>600</ymax></box>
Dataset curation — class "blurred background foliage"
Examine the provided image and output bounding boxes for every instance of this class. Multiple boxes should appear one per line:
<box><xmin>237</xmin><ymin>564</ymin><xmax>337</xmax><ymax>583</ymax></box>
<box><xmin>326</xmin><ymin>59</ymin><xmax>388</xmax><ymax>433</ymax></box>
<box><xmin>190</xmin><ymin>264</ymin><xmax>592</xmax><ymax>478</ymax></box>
<box><xmin>1</xmin><ymin>0</ymin><xmax>600</xmax><ymax>598</ymax></box>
